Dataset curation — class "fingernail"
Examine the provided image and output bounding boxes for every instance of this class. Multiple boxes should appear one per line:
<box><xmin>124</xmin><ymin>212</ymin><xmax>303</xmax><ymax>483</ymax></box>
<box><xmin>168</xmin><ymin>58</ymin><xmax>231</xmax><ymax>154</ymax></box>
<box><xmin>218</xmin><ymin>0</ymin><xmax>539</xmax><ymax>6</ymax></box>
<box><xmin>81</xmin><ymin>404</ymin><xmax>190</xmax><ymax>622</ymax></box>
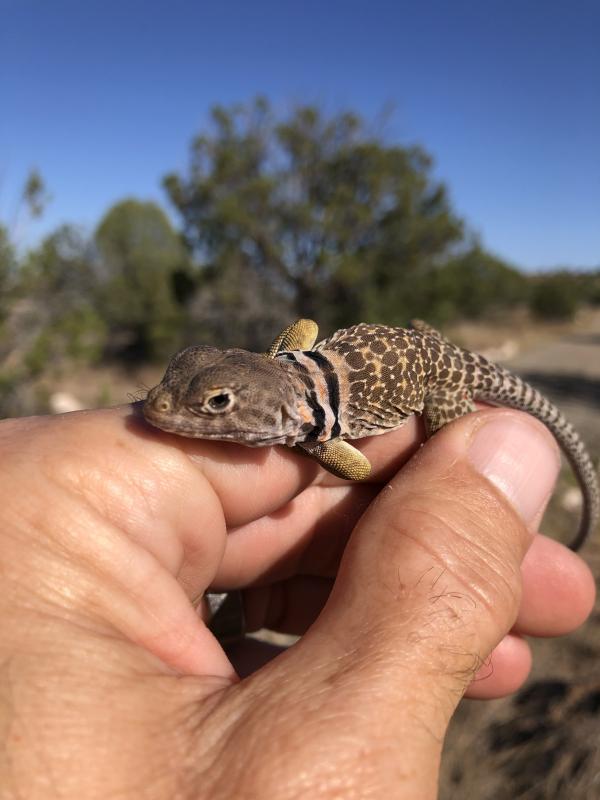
<box><xmin>468</xmin><ymin>415</ymin><xmax>560</xmax><ymax>524</ymax></box>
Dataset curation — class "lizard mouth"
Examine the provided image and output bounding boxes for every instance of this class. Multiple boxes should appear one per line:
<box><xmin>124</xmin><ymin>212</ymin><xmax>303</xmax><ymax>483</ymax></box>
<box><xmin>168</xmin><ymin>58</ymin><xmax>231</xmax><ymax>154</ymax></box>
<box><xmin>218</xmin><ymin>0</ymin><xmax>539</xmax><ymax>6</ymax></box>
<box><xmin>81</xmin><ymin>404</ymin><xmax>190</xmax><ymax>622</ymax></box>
<box><xmin>142</xmin><ymin>405</ymin><xmax>287</xmax><ymax>446</ymax></box>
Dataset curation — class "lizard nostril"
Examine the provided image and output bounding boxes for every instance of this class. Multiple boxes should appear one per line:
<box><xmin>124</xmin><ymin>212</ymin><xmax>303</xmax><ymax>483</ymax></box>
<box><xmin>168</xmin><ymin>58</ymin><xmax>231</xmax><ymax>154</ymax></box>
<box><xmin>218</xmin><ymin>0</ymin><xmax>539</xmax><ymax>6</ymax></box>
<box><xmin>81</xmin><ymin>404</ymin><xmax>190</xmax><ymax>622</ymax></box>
<box><xmin>148</xmin><ymin>394</ymin><xmax>171</xmax><ymax>413</ymax></box>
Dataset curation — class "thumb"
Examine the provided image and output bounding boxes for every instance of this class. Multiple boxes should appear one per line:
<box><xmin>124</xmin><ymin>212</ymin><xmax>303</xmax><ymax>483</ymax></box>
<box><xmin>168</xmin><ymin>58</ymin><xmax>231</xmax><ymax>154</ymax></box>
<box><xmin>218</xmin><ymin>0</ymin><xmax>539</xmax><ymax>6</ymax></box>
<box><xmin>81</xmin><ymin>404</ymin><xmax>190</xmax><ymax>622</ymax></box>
<box><xmin>265</xmin><ymin>409</ymin><xmax>559</xmax><ymax>795</ymax></box>
<box><xmin>313</xmin><ymin>408</ymin><xmax>560</xmax><ymax>680</ymax></box>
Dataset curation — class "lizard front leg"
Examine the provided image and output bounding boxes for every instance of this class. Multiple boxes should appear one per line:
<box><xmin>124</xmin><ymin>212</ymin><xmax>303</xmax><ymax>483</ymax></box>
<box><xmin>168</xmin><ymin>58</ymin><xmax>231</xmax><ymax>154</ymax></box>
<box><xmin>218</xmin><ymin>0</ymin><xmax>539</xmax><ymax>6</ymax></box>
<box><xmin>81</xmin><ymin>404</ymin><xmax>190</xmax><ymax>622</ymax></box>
<box><xmin>266</xmin><ymin>319</ymin><xmax>319</xmax><ymax>357</ymax></box>
<box><xmin>298</xmin><ymin>439</ymin><xmax>372</xmax><ymax>480</ymax></box>
<box><xmin>410</xmin><ymin>321</ymin><xmax>478</xmax><ymax>436</ymax></box>
<box><xmin>267</xmin><ymin>320</ymin><xmax>372</xmax><ymax>479</ymax></box>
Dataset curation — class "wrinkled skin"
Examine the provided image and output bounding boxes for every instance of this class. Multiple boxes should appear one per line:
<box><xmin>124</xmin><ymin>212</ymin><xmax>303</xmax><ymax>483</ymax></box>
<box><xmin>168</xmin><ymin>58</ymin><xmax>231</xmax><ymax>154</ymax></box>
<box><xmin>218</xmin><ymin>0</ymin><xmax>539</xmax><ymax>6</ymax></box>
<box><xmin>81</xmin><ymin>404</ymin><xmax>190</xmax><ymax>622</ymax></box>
<box><xmin>0</xmin><ymin>405</ymin><xmax>594</xmax><ymax>799</ymax></box>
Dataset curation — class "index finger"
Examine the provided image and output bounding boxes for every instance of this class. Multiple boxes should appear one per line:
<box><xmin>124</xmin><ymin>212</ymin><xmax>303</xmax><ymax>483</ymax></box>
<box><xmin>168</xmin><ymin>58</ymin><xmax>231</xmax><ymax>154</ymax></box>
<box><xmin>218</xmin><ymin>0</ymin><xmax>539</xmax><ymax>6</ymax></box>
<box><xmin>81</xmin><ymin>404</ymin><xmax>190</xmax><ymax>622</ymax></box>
<box><xmin>130</xmin><ymin>403</ymin><xmax>423</xmax><ymax>527</ymax></box>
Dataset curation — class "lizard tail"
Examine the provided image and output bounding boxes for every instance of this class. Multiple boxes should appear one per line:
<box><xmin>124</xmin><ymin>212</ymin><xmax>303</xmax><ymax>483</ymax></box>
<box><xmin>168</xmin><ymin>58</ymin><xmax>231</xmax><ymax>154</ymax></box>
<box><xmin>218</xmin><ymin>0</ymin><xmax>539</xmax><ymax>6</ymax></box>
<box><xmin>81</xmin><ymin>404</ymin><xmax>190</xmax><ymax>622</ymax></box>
<box><xmin>477</xmin><ymin>368</ymin><xmax>599</xmax><ymax>552</ymax></box>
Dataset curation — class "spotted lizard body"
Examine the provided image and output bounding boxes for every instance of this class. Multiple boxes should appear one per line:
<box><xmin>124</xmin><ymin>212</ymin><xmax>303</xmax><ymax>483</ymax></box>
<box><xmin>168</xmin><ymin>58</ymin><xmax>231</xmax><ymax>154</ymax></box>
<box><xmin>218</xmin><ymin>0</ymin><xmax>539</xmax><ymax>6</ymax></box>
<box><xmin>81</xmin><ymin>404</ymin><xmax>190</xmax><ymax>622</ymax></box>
<box><xmin>144</xmin><ymin>319</ymin><xmax>599</xmax><ymax>551</ymax></box>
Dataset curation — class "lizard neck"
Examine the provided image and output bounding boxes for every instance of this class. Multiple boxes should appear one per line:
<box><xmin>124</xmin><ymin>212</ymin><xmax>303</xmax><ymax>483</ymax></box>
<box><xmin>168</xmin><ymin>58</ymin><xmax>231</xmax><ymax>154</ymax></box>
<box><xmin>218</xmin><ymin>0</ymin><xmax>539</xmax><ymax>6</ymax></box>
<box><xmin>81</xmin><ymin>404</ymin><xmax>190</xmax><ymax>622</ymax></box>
<box><xmin>276</xmin><ymin>326</ymin><xmax>438</xmax><ymax>443</ymax></box>
<box><xmin>276</xmin><ymin>351</ymin><xmax>344</xmax><ymax>443</ymax></box>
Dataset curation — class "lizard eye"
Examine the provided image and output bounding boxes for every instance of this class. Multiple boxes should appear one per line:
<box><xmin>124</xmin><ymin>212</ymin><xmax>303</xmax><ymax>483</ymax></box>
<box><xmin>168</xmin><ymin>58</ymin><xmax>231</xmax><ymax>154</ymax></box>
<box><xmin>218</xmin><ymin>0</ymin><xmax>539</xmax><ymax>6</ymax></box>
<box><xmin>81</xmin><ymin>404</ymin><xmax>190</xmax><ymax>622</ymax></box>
<box><xmin>204</xmin><ymin>391</ymin><xmax>234</xmax><ymax>414</ymax></box>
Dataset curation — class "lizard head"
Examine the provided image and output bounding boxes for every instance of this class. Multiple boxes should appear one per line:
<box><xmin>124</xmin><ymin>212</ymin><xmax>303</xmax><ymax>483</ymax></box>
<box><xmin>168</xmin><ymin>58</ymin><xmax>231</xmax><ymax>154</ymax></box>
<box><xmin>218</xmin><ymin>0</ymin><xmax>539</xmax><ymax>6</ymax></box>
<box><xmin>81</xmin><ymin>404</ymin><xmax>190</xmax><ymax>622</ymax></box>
<box><xmin>143</xmin><ymin>346</ymin><xmax>303</xmax><ymax>446</ymax></box>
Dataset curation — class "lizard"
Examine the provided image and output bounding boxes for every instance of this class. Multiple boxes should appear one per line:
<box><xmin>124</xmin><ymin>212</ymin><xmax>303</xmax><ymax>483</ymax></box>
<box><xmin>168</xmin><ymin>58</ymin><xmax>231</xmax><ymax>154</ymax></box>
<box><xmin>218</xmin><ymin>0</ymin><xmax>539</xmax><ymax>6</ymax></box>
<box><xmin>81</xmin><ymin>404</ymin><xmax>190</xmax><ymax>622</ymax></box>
<box><xmin>143</xmin><ymin>318</ymin><xmax>599</xmax><ymax>552</ymax></box>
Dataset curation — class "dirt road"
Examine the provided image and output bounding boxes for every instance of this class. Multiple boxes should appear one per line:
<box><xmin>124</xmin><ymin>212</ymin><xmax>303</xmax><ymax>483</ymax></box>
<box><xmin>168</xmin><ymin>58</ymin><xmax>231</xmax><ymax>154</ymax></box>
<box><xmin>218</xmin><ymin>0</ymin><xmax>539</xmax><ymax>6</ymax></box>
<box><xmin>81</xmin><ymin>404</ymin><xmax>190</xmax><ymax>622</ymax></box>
<box><xmin>508</xmin><ymin>322</ymin><xmax>600</xmax><ymax>456</ymax></box>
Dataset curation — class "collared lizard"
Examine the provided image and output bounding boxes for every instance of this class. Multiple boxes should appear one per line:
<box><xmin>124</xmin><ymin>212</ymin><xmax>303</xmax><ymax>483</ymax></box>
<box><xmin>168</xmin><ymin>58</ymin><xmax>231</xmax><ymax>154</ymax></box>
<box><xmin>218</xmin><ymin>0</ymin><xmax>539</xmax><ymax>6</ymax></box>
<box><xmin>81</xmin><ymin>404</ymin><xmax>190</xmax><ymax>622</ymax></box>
<box><xmin>143</xmin><ymin>318</ymin><xmax>599</xmax><ymax>551</ymax></box>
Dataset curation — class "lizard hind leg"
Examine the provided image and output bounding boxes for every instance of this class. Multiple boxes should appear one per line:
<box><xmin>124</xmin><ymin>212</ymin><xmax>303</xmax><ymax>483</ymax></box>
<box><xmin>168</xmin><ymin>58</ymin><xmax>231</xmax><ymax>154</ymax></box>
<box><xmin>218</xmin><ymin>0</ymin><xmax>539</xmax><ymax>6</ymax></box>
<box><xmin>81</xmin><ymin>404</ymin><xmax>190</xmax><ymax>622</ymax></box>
<box><xmin>422</xmin><ymin>391</ymin><xmax>476</xmax><ymax>437</ymax></box>
<box><xmin>410</xmin><ymin>319</ymin><xmax>450</xmax><ymax>342</ymax></box>
<box><xmin>266</xmin><ymin>319</ymin><xmax>319</xmax><ymax>357</ymax></box>
<box><xmin>298</xmin><ymin>438</ymin><xmax>372</xmax><ymax>481</ymax></box>
<box><xmin>411</xmin><ymin>321</ymin><xmax>479</xmax><ymax>436</ymax></box>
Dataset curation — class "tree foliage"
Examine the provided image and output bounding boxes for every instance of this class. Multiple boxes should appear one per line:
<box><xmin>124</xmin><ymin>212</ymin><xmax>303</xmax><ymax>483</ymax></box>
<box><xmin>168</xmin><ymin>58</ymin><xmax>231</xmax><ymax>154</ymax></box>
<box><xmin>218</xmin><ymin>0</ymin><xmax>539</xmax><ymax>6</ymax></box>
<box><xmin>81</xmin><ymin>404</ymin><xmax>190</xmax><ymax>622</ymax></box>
<box><xmin>15</xmin><ymin>225</ymin><xmax>106</xmax><ymax>373</ymax></box>
<box><xmin>0</xmin><ymin>224</ymin><xmax>17</xmax><ymax>321</ymax></box>
<box><xmin>426</xmin><ymin>247</ymin><xmax>530</xmax><ymax>323</ymax></box>
<box><xmin>164</xmin><ymin>98</ymin><xmax>465</xmax><ymax>338</ymax></box>
<box><xmin>94</xmin><ymin>199</ymin><xmax>191</xmax><ymax>359</ymax></box>
<box><xmin>530</xmin><ymin>271</ymin><xmax>582</xmax><ymax>321</ymax></box>
<box><xmin>21</xmin><ymin>169</ymin><xmax>50</xmax><ymax>219</ymax></box>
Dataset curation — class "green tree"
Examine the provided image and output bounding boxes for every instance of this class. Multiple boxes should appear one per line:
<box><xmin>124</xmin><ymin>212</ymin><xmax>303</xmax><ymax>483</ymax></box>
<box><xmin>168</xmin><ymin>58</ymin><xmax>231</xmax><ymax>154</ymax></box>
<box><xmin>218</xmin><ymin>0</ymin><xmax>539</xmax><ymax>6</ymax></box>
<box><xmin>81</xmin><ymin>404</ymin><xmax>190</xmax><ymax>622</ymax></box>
<box><xmin>0</xmin><ymin>224</ymin><xmax>17</xmax><ymax>322</ymax></box>
<box><xmin>95</xmin><ymin>199</ymin><xmax>191</xmax><ymax>360</ymax></box>
<box><xmin>573</xmin><ymin>269</ymin><xmax>600</xmax><ymax>306</ymax></box>
<box><xmin>529</xmin><ymin>271</ymin><xmax>581</xmax><ymax>321</ymax></box>
<box><xmin>15</xmin><ymin>225</ymin><xmax>106</xmax><ymax>373</ymax></box>
<box><xmin>21</xmin><ymin>169</ymin><xmax>50</xmax><ymax>219</ymax></box>
<box><xmin>0</xmin><ymin>225</ymin><xmax>106</xmax><ymax>417</ymax></box>
<box><xmin>0</xmin><ymin>224</ymin><xmax>18</xmax><ymax>409</ymax></box>
<box><xmin>164</xmin><ymin>98</ymin><xmax>465</xmax><ymax>339</ymax></box>
<box><xmin>425</xmin><ymin>247</ymin><xmax>529</xmax><ymax>323</ymax></box>
<box><xmin>9</xmin><ymin>170</ymin><xmax>52</xmax><ymax>249</ymax></box>
<box><xmin>19</xmin><ymin>224</ymin><xmax>95</xmax><ymax>297</ymax></box>
<box><xmin>588</xmin><ymin>270</ymin><xmax>600</xmax><ymax>304</ymax></box>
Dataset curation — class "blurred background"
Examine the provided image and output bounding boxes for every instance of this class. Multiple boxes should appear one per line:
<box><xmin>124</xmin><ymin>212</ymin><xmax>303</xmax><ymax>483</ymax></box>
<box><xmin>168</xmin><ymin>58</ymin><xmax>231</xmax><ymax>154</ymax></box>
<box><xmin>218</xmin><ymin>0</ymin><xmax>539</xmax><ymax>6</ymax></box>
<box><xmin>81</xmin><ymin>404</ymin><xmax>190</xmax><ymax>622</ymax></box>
<box><xmin>2</xmin><ymin>1</ymin><xmax>599</xmax><ymax>796</ymax></box>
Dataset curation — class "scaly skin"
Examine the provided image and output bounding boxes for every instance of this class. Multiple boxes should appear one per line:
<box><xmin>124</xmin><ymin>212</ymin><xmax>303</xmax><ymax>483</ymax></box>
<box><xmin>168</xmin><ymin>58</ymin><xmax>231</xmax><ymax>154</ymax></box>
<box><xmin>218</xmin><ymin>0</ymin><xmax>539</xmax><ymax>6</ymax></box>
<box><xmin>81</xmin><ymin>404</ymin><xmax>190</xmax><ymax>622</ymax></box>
<box><xmin>144</xmin><ymin>319</ymin><xmax>599</xmax><ymax>551</ymax></box>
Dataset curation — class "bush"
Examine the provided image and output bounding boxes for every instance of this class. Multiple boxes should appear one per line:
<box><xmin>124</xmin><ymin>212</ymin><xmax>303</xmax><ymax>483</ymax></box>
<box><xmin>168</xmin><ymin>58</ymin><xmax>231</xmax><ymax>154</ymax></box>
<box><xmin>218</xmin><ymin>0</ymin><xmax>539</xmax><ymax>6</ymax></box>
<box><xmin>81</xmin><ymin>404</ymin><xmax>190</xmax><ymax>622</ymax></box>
<box><xmin>530</xmin><ymin>273</ymin><xmax>580</xmax><ymax>321</ymax></box>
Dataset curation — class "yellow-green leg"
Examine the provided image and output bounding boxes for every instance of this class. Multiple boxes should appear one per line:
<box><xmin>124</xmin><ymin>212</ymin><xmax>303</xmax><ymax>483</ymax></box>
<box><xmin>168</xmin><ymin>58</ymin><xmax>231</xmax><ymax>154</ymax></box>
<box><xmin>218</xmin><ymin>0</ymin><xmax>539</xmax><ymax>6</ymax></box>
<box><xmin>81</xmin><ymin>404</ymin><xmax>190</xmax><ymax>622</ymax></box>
<box><xmin>266</xmin><ymin>319</ymin><xmax>319</xmax><ymax>357</ymax></box>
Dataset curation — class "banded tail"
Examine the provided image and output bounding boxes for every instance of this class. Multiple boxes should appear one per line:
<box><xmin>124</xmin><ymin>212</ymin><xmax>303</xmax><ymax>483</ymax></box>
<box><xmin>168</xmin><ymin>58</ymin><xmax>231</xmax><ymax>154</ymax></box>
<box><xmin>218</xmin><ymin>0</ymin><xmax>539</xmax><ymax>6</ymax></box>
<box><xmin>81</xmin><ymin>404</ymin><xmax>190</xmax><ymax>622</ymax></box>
<box><xmin>478</xmin><ymin>365</ymin><xmax>599</xmax><ymax>551</ymax></box>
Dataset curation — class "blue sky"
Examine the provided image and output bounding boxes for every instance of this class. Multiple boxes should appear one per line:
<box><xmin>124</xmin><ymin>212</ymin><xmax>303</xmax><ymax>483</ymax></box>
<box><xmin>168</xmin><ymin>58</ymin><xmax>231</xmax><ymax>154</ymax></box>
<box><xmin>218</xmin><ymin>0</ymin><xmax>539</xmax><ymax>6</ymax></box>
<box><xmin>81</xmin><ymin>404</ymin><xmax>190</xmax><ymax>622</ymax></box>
<box><xmin>1</xmin><ymin>0</ymin><xmax>599</xmax><ymax>269</ymax></box>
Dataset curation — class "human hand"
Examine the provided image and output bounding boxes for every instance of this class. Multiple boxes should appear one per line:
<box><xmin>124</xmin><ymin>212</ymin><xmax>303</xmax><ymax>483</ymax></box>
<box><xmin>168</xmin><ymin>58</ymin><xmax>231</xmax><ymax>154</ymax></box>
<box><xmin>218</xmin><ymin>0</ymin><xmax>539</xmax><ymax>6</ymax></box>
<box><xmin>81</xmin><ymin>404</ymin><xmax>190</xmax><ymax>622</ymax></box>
<box><xmin>0</xmin><ymin>406</ymin><xmax>594</xmax><ymax>798</ymax></box>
